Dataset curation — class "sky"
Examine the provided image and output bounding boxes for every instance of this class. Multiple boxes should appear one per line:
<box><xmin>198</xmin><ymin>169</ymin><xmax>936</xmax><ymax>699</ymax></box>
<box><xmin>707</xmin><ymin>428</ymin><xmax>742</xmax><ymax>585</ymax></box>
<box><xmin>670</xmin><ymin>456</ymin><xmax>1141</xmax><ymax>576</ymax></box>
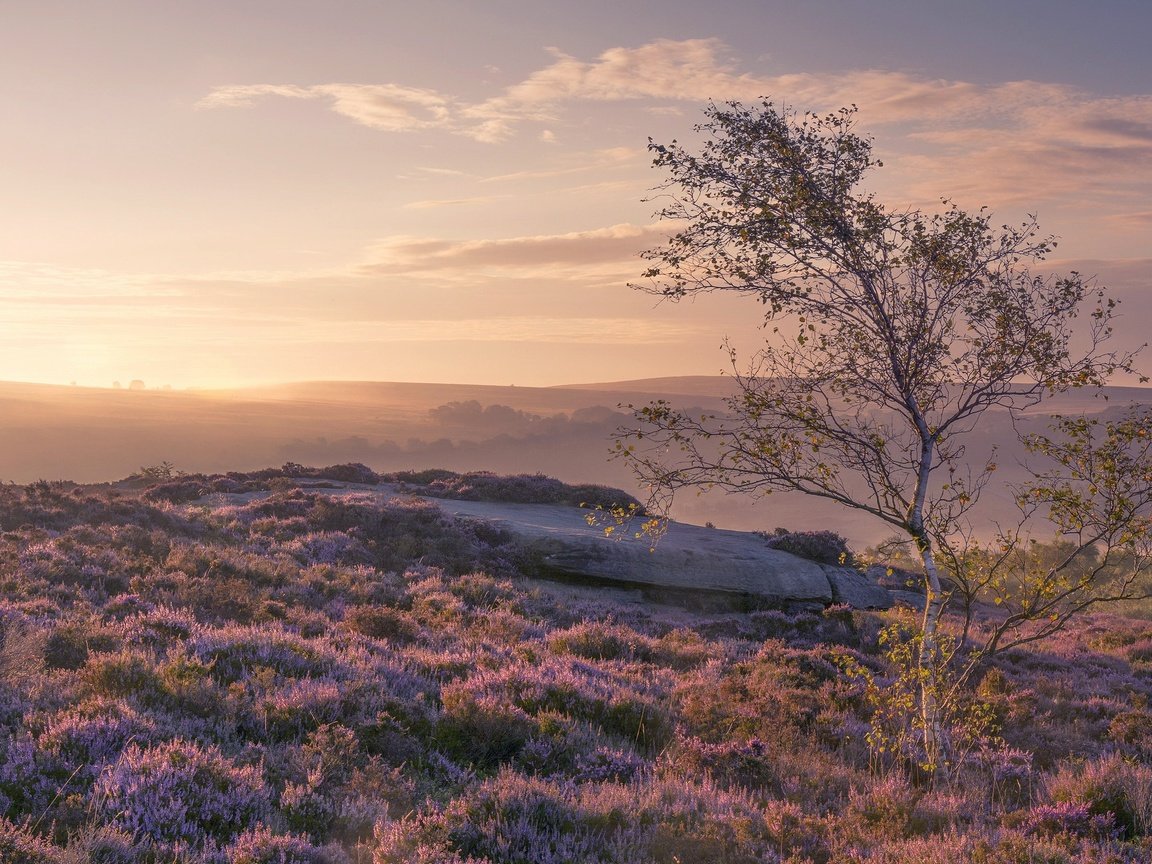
<box><xmin>2</xmin><ymin>0</ymin><xmax>1151</xmax><ymax>389</ymax></box>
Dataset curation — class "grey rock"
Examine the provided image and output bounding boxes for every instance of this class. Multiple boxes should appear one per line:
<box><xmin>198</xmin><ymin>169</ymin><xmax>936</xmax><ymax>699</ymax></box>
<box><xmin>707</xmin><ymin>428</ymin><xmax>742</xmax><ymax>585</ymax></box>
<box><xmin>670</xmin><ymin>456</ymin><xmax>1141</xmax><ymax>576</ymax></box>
<box><xmin>888</xmin><ymin>590</ymin><xmax>927</xmax><ymax>610</ymax></box>
<box><xmin>865</xmin><ymin>563</ymin><xmax>925</xmax><ymax>594</ymax></box>
<box><xmin>821</xmin><ymin>565</ymin><xmax>894</xmax><ymax>609</ymax></box>
<box><xmin>426</xmin><ymin>497</ymin><xmax>836</xmax><ymax>606</ymax></box>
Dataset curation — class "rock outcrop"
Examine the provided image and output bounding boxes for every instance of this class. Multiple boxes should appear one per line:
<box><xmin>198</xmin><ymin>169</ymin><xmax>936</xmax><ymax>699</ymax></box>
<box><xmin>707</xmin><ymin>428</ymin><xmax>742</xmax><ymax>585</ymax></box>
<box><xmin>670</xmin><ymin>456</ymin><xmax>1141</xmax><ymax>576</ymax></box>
<box><xmin>821</xmin><ymin>564</ymin><xmax>894</xmax><ymax>610</ymax></box>
<box><xmin>426</xmin><ymin>495</ymin><xmax>892</xmax><ymax>610</ymax></box>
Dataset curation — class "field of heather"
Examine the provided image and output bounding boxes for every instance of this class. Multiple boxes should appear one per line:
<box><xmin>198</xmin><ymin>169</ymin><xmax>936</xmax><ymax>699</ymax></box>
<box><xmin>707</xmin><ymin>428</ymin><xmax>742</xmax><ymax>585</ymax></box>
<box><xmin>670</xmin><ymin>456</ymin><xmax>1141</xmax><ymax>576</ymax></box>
<box><xmin>0</xmin><ymin>466</ymin><xmax>1149</xmax><ymax>863</ymax></box>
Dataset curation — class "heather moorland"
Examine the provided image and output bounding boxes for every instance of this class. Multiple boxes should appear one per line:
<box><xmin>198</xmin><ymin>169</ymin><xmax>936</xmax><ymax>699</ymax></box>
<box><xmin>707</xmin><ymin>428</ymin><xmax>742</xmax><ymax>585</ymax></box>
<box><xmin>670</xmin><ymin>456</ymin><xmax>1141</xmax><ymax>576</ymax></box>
<box><xmin>0</xmin><ymin>464</ymin><xmax>1149</xmax><ymax>863</ymax></box>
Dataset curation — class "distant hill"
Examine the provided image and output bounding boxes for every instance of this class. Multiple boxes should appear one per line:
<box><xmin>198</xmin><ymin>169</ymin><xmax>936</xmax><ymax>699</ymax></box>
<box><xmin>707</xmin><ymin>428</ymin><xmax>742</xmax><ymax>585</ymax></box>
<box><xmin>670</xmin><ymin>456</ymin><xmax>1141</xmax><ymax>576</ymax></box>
<box><xmin>0</xmin><ymin>376</ymin><xmax>1149</xmax><ymax>545</ymax></box>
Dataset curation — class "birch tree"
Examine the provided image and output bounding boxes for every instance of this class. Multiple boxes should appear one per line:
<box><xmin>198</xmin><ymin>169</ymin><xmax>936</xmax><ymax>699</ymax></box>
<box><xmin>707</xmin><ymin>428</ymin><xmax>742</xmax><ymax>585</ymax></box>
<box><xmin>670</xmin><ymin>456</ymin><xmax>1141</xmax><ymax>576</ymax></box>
<box><xmin>620</xmin><ymin>100</ymin><xmax>1143</xmax><ymax>776</ymax></box>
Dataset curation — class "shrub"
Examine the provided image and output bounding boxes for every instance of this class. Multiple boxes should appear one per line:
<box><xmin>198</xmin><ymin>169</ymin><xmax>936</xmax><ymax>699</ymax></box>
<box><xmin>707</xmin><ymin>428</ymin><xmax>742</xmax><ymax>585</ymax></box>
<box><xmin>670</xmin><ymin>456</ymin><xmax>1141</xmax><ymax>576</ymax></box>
<box><xmin>1109</xmin><ymin>707</ymin><xmax>1152</xmax><ymax>755</ymax></box>
<box><xmin>0</xmin><ymin>817</ymin><xmax>63</xmax><ymax>863</ymax></box>
<box><xmin>676</xmin><ymin>643</ymin><xmax>840</xmax><ymax>744</ymax></box>
<box><xmin>547</xmin><ymin>621</ymin><xmax>654</xmax><ymax>663</ymax></box>
<box><xmin>388</xmin><ymin>771</ymin><xmax>782</xmax><ymax>864</ymax></box>
<box><xmin>282</xmin><ymin>462</ymin><xmax>381</xmax><ymax>485</ymax></box>
<box><xmin>94</xmin><ymin>739</ymin><xmax>269</xmax><ymax>847</ymax></box>
<box><xmin>760</xmin><ymin>529</ymin><xmax>855</xmax><ymax>566</ymax></box>
<box><xmin>388</xmin><ymin>469</ymin><xmax>642</xmax><ymax>510</ymax></box>
<box><xmin>222</xmin><ymin>825</ymin><xmax>348</xmax><ymax>864</ymax></box>
<box><xmin>58</xmin><ymin>824</ymin><xmax>148</xmax><ymax>864</ymax></box>
<box><xmin>282</xmin><ymin>532</ymin><xmax>373</xmax><ymax>566</ymax></box>
<box><xmin>1048</xmin><ymin>752</ymin><xmax>1152</xmax><ymax>838</ymax></box>
<box><xmin>1020</xmin><ymin>800</ymin><xmax>1119</xmax><ymax>840</ymax></box>
<box><xmin>189</xmin><ymin>626</ymin><xmax>337</xmax><ymax>683</ymax></box>
<box><xmin>312</xmin><ymin>463</ymin><xmax>379</xmax><ymax>485</ymax></box>
<box><xmin>142</xmin><ymin>479</ymin><xmax>212</xmax><ymax>504</ymax></box>
<box><xmin>261</xmin><ymin>677</ymin><xmax>346</xmax><ymax>742</ymax></box>
<box><xmin>671</xmin><ymin>736</ymin><xmax>783</xmax><ymax>796</ymax></box>
<box><xmin>451</xmin><ymin>658</ymin><xmax>673</xmax><ymax>753</ymax></box>
<box><xmin>82</xmin><ymin>649</ymin><xmax>164</xmax><ymax>701</ymax></box>
<box><xmin>344</xmin><ymin>606</ymin><xmax>419</xmax><ymax>643</ymax></box>
<box><xmin>45</xmin><ymin>618</ymin><xmax>119</xmax><ymax>670</ymax></box>
<box><xmin>38</xmin><ymin>699</ymin><xmax>157</xmax><ymax>783</ymax></box>
<box><xmin>121</xmin><ymin>604</ymin><xmax>201</xmax><ymax>649</ymax></box>
<box><xmin>436</xmin><ymin>688</ymin><xmax>536</xmax><ymax>768</ymax></box>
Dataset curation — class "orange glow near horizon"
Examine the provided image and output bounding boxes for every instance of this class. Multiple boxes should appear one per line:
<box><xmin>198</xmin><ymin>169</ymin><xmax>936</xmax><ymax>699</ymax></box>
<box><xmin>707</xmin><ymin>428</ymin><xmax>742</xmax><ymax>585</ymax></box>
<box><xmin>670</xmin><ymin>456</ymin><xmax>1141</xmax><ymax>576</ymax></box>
<box><xmin>2</xmin><ymin>5</ymin><xmax>1150</xmax><ymax>390</ymax></box>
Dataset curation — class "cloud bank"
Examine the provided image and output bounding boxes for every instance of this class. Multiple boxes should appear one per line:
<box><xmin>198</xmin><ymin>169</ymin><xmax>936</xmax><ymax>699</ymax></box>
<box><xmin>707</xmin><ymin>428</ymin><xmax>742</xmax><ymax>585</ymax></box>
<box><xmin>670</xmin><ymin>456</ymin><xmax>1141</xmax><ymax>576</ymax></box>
<box><xmin>198</xmin><ymin>38</ymin><xmax>1152</xmax><ymax>213</ymax></box>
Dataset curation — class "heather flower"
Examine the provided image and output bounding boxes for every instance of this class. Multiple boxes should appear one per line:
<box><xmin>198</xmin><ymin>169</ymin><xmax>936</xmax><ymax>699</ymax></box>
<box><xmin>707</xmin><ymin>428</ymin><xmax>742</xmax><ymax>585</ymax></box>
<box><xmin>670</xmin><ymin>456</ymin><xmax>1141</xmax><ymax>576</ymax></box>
<box><xmin>396</xmin><ymin>770</ymin><xmax>781</xmax><ymax>864</ymax></box>
<box><xmin>570</xmin><ymin>747</ymin><xmax>644</xmax><ymax>783</ymax></box>
<box><xmin>94</xmin><ymin>739</ymin><xmax>269</xmax><ymax>846</ymax></box>
<box><xmin>1022</xmin><ymin>800</ymin><xmax>1115</xmax><ymax>838</ymax></box>
<box><xmin>0</xmin><ymin>816</ymin><xmax>62</xmax><ymax>863</ymax></box>
<box><xmin>189</xmin><ymin>626</ymin><xmax>339</xmax><ymax>683</ymax></box>
<box><xmin>221</xmin><ymin>824</ymin><xmax>348</xmax><ymax>864</ymax></box>
<box><xmin>38</xmin><ymin>698</ymin><xmax>157</xmax><ymax>782</ymax></box>
<box><xmin>121</xmin><ymin>603</ymin><xmax>201</xmax><ymax>648</ymax></box>
<box><xmin>281</xmin><ymin>532</ymin><xmax>372</xmax><ymax>567</ymax></box>
<box><xmin>1048</xmin><ymin>752</ymin><xmax>1152</xmax><ymax>838</ymax></box>
<box><xmin>0</xmin><ymin>734</ymin><xmax>61</xmax><ymax>818</ymax></box>
<box><xmin>63</xmin><ymin>823</ymin><xmax>149</xmax><ymax>863</ymax></box>
<box><xmin>761</xmin><ymin>529</ymin><xmax>855</xmax><ymax>566</ymax></box>
<box><xmin>262</xmin><ymin>677</ymin><xmax>345</xmax><ymax>740</ymax></box>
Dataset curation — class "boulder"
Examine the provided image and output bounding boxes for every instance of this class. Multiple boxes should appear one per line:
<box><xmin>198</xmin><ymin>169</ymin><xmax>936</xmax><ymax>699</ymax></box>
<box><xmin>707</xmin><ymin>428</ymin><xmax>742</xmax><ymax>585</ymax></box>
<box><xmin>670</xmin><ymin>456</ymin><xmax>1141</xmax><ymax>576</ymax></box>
<box><xmin>425</xmin><ymin>496</ymin><xmax>892</xmax><ymax>609</ymax></box>
<box><xmin>820</xmin><ymin>564</ymin><xmax>894</xmax><ymax>609</ymax></box>
<box><xmin>865</xmin><ymin>563</ymin><xmax>928</xmax><ymax>609</ymax></box>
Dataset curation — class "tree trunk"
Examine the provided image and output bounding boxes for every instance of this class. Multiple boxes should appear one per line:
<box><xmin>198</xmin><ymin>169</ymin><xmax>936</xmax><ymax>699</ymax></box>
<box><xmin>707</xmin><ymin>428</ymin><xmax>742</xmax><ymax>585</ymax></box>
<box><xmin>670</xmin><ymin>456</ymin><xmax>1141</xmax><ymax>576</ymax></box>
<box><xmin>909</xmin><ymin>425</ymin><xmax>951</xmax><ymax>782</ymax></box>
<box><xmin>918</xmin><ymin>542</ymin><xmax>950</xmax><ymax>781</ymax></box>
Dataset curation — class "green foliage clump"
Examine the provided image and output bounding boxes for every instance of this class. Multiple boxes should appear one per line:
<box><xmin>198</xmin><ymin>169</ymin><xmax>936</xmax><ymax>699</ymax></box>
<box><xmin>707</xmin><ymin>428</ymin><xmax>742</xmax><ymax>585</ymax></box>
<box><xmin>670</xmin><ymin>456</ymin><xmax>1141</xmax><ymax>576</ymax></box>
<box><xmin>760</xmin><ymin>528</ymin><xmax>855</xmax><ymax>566</ymax></box>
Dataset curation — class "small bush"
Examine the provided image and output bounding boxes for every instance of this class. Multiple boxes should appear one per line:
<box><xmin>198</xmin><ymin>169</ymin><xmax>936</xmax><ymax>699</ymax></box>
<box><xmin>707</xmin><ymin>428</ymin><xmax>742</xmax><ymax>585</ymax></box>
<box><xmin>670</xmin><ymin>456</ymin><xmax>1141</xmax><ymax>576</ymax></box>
<box><xmin>548</xmin><ymin>621</ymin><xmax>654</xmax><ymax>663</ymax></box>
<box><xmin>436</xmin><ymin>688</ymin><xmax>536</xmax><ymax>768</ymax></box>
<box><xmin>386</xmin><ymin>469</ymin><xmax>642</xmax><ymax>510</ymax></box>
<box><xmin>344</xmin><ymin>606</ymin><xmax>419</xmax><ymax>643</ymax></box>
<box><xmin>761</xmin><ymin>529</ymin><xmax>854</xmax><ymax>565</ymax></box>
<box><xmin>94</xmin><ymin>739</ymin><xmax>269</xmax><ymax>847</ymax></box>
<box><xmin>1021</xmin><ymin>801</ymin><xmax>1115</xmax><ymax>839</ymax></box>
<box><xmin>282</xmin><ymin>462</ymin><xmax>381</xmax><ymax>485</ymax></box>
<box><xmin>223</xmin><ymin>825</ymin><xmax>347</xmax><ymax>863</ymax></box>
<box><xmin>1048</xmin><ymin>753</ymin><xmax>1152</xmax><ymax>838</ymax></box>
<box><xmin>0</xmin><ymin>818</ymin><xmax>62</xmax><ymax>863</ymax></box>
<box><xmin>142</xmin><ymin>479</ymin><xmax>212</xmax><ymax>504</ymax></box>
<box><xmin>62</xmin><ymin>824</ymin><xmax>149</xmax><ymax>864</ymax></box>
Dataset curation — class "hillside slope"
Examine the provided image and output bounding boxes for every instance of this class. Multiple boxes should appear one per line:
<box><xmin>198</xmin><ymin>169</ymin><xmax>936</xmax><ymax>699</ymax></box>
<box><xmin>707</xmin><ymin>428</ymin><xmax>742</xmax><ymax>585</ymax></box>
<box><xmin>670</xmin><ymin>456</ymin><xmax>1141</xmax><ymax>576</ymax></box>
<box><xmin>0</xmin><ymin>468</ymin><xmax>1148</xmax><ymax>861</ymax></box>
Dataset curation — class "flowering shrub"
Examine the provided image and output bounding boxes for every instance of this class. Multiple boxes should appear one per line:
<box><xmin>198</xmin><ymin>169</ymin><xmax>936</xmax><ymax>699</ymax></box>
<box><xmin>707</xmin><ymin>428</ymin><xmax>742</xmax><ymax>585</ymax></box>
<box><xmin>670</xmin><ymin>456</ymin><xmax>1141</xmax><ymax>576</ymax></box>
<box><xmin>0</xmin><ymin>469</ymin><xmax>1147</xmax><ymax>861</ymax></box>
<box><xmin>282</xmin><ymin>531</ymin><xmax>373</xmax><ymax>566</ymax></box>
<box><xmin>760</xmin><ymin>529</ymin><xmax>855</xmax><ymax>566</ymax></box>
<box><xmin>343</xmin><ymin>605</ymin><xmax>419</xmax><ymax>643</ymax></box>
<box><xmin>94</xmin><ymin>739</ymin><xmax>269</xmax><ymax>847</ymax></box>
<box><xmin>379</xmin><ymin>770</ymin><xmax>781</xmax><ymax>864</ymax></box>
<box><xmin>221</xmin><ymin>825</ymin><xmax>347</xmax><ymax>864</ymax></box>
<box><xmin>189</xmin><ymin>626</ymin><xmax>339</xmax><ymax>683</ymax></box>
<box><xmin>143</xmin><ymin>479</ymin><xmax>212</xmax><ymax>504</ymax></box>
<box><xmin>38</xmin><ymin>698</ymin><xmax>157</xmax><ymax>782</ymax></box>
<box><xmin>1048</xmin><ymin>753</ymin><xmax>1152</xmax><ymax>838</ymax></box>
<box><xmin>435</xmin><ymin>689</ymin><xmax>537</xmax><ymax>768</ymax></box>
<box><xmin>387</xmin><ymin>469</ymin><xmax>642</xmax><ymax>511</ymax></box>
<box><xmin>1021</xmin><ymin>800</ymin><xmax>1113</xmax><ymax>839</ymax></box>
<box><xmin>0</xmin><ymin>818</ymin><xmax>62</xmax><ymax>864</ymax></box>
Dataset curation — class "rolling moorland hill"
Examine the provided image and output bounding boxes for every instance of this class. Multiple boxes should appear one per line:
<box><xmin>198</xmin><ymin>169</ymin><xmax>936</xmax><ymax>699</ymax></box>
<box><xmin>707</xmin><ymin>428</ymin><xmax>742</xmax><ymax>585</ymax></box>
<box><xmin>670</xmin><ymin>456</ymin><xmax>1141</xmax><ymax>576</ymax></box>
<box><xmin>2</xmin><ymin>376</ymin><xmax>1150</xmax><ymax>545</ymax></box>
<box><xmin>0</xmin><ymin>465</ymin><xmax>1149</xmax><ymax>862</ymax></box>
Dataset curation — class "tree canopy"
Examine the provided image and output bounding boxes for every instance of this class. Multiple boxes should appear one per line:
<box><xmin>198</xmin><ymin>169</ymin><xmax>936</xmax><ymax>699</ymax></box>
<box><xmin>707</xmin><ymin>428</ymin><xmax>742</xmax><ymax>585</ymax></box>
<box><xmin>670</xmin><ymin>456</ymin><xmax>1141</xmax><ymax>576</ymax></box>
<box><xmin>620</xmin><ymin>100</ymin><xmax>1150</xmax><ymax>777</ymax></box>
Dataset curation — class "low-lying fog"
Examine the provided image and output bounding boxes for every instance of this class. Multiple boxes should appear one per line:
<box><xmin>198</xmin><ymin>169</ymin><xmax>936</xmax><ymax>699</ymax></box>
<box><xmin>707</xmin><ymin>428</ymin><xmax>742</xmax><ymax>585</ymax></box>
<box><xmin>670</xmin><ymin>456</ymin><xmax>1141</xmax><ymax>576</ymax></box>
<box><xmin>3</xmin><ymin>377</ymin><xmax>1149</xmax><ymax>547</ymax></box>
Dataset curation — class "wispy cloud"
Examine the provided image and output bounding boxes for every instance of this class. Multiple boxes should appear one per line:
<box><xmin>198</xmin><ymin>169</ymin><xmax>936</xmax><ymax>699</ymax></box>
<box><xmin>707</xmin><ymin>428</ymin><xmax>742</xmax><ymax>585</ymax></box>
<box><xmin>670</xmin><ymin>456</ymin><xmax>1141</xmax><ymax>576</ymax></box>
<box><xmin>198</xmin><ymin>83</ymin><xmax>451</xmax><ymax>132</ymax></box>
<box><xmin>401</xmin><ymin>195</ymin><xmax>510</xmax><ymax>210</ymax></box>
<box><xmin>197</xmin><ymin>38</ymin><xmax>1152</xmax><ymax>214</ymax></box>
<box><xmin>197</xmin><ymin>40</ymin><xmax>1083</xmax><ymax>139</ymax></box>
<box><xmin>357</xmin><ymin>223</ymin><xmax>665</xmax><ymax>280</ymax></box>
<box><xmin>477</xmin><ymin>147</ymin><xmax>641</xmax><ymax>183</ymax></box>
